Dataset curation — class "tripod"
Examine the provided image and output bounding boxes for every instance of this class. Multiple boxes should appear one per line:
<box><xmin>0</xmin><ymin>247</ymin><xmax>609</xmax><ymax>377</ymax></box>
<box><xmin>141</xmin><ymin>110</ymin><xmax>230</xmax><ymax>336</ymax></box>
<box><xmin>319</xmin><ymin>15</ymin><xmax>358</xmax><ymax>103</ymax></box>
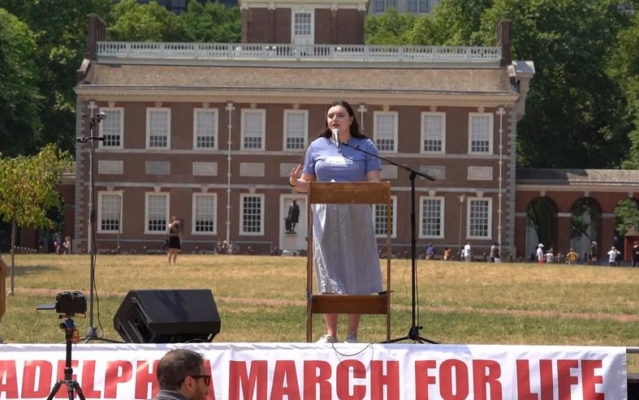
<box><xmin>47</xmin><ymin>316</ymin><xmax>86</xmax><ymax>400</ymax></box>
<box><xmin>77</xmin><ymin>112</ymin><xmax>121</xmax><ymax>344</ymax></box>
<box><xmin>341</xmin><ymin>142</ymin><xmax>439</xmax><ymax>344</ymax></box>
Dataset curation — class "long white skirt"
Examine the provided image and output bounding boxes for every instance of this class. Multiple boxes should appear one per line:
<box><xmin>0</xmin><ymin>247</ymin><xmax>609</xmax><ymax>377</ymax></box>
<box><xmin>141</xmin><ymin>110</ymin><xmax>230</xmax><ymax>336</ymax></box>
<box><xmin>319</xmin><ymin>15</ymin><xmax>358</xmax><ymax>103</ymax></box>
<box><xmin>312</xmin><ymin>204</ymin><xmax>383</xmax><ymax>295</ymax></box>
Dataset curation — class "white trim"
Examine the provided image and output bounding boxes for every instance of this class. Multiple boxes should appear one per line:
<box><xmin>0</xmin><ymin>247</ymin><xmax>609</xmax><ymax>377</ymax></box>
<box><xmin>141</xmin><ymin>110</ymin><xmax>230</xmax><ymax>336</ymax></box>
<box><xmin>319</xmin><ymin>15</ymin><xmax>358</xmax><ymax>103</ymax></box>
<box><xmin>193</xmin><ymin>108</ymin><xmax>219</xmax><ymax>150</ymax></box>
<box><xmin>418</xmin><ymin>196</ymin><xmax>445</xmax><ymax>239</ymax></box>
<box><xmin>467</xmin><ymin>197</ymin><xmax>493</xmax><ymax>239</ymax></box>
<box><xmin>98</xmin><ymin>107</ymin><xmax>124</xmax><ymax>149</ymax></box>
<box><xmin>373</xmin><ymin>196</ymin><xmax>397</xmax><ymax>239</ymax></box>
<box><xmin>239</xmin><ymin>193</ymin><xmax>265</xmax><ymax>236</ymax></box>
<box><xmin>241</xmin><ymin>109</ymin><xmax>266</xmax><ymax>151</ymax></box>
<box><xmin>144</xmin><ymin>192</ymin><xmax>169</xmax><ymax>234</ymax></box>
<box><xmin>468</xmin><ymin>112</ymin><xmax>494</xmax><ymax>155</ymax></box>
<box><xmin>97</xmin><ymin>191</ymin><xmax>123</xmax><ymax>234</ymax></box>
<box><xmin>283</xmin><ymin>109</ymin><xmax>308</xmax><ymax>151</ymax></box>
<box><xmin>373</xmin><ymin>111</ymin><xmax>398</xmax><ymax>153</ymax></box>
<box><xmin>192</xmin><ymin>193</ymin><xmax>218</xmax><ymax>235</ymax></box>
<box><xmin>146</xmin><ymin>108</ymin><xmax>171</xmax><ymax>149</ymax></box>
<box><xmin>420</xmin><ymin>112</ymin><xmax>446</xmax><ymax>154</ymax></box>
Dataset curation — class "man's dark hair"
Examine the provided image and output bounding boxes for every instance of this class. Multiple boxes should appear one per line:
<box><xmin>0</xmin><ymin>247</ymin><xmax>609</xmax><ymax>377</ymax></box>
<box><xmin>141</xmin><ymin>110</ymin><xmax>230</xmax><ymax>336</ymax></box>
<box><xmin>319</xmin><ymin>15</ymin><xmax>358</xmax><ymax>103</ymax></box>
<box><xmin>156</xmin><ymin>349</ymin><xmax>204</xmax><ymax>391</ymax></box>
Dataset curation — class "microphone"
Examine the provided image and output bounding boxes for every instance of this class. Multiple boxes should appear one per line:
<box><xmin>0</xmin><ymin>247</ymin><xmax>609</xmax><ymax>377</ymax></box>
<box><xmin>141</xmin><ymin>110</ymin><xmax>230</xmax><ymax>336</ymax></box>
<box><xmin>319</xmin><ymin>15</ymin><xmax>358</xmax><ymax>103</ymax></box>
<box><xmin>331</xmin><ymin>128</ymin><xmax>340</xmax><ymax>149</ymax></box>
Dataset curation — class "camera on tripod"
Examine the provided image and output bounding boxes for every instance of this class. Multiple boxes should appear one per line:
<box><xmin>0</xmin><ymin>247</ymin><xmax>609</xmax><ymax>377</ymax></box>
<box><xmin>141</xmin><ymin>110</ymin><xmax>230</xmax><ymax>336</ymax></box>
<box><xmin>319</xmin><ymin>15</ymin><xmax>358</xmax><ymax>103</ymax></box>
<box><xmin>37</xmin><ymin>291</ymin><xmax>87</xmax><ymax>317</ymax></box>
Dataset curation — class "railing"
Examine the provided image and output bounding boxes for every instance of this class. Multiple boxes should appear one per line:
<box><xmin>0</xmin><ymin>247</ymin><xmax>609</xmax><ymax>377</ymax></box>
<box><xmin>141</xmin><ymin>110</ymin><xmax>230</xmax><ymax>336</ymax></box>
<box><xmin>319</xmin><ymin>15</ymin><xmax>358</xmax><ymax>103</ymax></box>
<box><xmin>96</xmin><ymin>42</ymin><xmax>502</xmax><ymax>64</ymax></box>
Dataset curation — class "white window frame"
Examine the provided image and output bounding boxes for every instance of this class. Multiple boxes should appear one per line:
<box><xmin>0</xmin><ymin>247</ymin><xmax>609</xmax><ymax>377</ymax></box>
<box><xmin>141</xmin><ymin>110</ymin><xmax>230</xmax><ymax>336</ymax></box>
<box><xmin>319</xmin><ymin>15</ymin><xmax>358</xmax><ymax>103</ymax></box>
<box><xmin>144</xmin><ymin>192</ymin><xmax>169</xmax><ymax>234</ymax></box>
<box><xmin>373</xmin><ymin>196</ymin><xmax>397</xmax><ymax>239</ymax></box>
<box><xmin>468</xmin><ymin>113</ymin><xmax>493</xmax><ymax>155</ymax></box>
<box><xmin>283</xmin><ymin>110</ymin><xmax>308</xmax><ymax>151</ymax></box>
<box><xmin>291</xmin><ymin>10</ymin><xmax>315</xmax><ymax>45</ymax></box>
<box><xmin>192</xmin><ymin>193</ymin><xmax>217</xmax><ymax>235</ymax></box>
<box><xmin>420</xmin><ymin>112</ymin><xmax>446</xmax><ymax>154</ymax></box>
<box><xmin>419</xmin><ymin>196</ymin><xmax>445</xmax><ymax>239</ymax></box>
<box><xmin>374</xmin><ymin>0</ymin><xmax>396</xmax><ymax>12</ymax></box>
<box><xmin>240</xmin><ymin>193</ymin><xmax>265</xmax><ymax>236</ymax></box>
<box><xmin>97</xmin><ymin>191</ymin><xmax>123</xmax><ymax>234</ymax></box>
<box><xmin>241</xmin><ymin>109</ymin><xmax>266</xmax><ymax>151</ymax></box>
<box><xmin>467</xmin><ymin>197</ymin><xmax>492</xmax><ymax>239</ymax></box>
<box><xmin>146</xmin><ymin>108</ymin><xmax>171</xmax><ymax>149</ymax></box>
<box><xmin>373</xmin><ymin>111</ymin><xmax>398</xmax><ymax>153</ymax></box>
<box><xmin>407</xmin><ymin>0</ymin><xmax>429</xmax><ymax>13</ymax></box>
<box><xmin>193</xmin><ymin>108</ymin><xmax>218</xmax><ymax>150</ymax></box>
<box><xmin>98</xmin><ymin>107</ymin><xmax>124</xmax><ymax>149</ymax></box>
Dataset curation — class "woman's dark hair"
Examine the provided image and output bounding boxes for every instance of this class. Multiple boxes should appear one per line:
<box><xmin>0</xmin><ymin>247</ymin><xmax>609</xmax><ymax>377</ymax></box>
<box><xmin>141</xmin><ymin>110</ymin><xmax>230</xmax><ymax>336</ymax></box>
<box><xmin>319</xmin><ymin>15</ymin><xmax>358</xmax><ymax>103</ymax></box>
<box><xmin>318</xmin><ymin>100</ymin><xmax>368</xmax><ymax>139</ymax></box>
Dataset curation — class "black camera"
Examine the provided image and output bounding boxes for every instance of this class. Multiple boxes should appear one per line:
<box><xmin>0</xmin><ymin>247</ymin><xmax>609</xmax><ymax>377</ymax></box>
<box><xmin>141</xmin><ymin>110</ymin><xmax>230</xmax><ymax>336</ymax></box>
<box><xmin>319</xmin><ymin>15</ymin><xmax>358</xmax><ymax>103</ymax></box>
<box><xmin>37</xmin><ymin>291</ymin><xmax>87</xmax><ymax>316</ymax></box>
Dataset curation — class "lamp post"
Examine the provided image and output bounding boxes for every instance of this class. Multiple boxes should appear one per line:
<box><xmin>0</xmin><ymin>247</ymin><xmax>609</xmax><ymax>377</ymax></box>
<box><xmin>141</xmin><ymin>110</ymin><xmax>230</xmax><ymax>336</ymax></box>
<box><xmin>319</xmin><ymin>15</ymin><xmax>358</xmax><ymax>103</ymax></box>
<box><xmin>458</xmin><ymin>194</ymin><xmax>465</xmax><ymax>258</ymax></box>
<box><xmin>496</xmin><ymin>106</ymin><xmax>506</xmax><ymax>255</ymax></box>
<box><xmin>116</xmin><ymin>190</ymin><xmax>123</xmax><ymax>253</ymax></box>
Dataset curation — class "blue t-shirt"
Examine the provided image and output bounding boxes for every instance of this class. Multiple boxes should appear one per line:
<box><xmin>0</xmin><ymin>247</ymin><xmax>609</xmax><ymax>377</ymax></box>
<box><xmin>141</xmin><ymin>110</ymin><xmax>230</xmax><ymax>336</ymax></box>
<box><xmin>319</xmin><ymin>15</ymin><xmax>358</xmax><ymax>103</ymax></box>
<box><xmin>303</xmin><ymin>136</ymin><xmax>381</xmax><ymax>181</ymax></box>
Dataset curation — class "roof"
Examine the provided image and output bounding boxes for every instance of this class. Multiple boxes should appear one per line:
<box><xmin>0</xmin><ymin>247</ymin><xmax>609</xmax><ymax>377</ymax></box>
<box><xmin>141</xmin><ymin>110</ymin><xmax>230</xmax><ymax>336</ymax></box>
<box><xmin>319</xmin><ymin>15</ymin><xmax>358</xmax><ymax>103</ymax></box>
<box><xmin>516</xmin><ymin>168</ymin><xmax>639</xmax><ymax>185</ymax></box>
<box><xmin>81</xmin><ymin>64</ymin><xmax>512</xmax><ymax>94</ymax></box>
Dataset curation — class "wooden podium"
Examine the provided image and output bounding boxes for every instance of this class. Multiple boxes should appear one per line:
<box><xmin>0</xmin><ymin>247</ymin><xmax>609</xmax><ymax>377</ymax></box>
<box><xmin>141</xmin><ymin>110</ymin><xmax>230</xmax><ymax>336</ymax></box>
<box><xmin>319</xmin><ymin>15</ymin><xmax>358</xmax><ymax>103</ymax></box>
<box><xmin>306</xmin><ymin>182</ymin><xmax>392</xmax><ymax>342</ymax></box>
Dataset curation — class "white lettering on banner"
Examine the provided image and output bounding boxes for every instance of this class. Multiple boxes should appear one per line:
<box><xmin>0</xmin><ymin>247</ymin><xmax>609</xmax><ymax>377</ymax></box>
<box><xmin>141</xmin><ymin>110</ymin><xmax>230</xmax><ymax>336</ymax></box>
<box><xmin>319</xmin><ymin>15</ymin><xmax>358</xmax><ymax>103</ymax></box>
<box><xmin>0</xmin><ymin>343</ymin><xmax>627</xmax><ymax>399</ymax></box>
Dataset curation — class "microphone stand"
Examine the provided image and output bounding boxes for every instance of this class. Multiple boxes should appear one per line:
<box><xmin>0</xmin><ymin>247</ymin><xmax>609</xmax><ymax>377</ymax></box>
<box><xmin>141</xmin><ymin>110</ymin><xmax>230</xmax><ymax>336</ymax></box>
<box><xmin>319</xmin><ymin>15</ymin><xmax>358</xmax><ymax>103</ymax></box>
<box><xmin>77</xmin><ymin>114</ymin><xmax>122</xmax><ymax>344</ymax></box>
<box><xmin>340</xmin><ymin>141</ymin><xmax>439</xmax><ymax>344</ymax></box>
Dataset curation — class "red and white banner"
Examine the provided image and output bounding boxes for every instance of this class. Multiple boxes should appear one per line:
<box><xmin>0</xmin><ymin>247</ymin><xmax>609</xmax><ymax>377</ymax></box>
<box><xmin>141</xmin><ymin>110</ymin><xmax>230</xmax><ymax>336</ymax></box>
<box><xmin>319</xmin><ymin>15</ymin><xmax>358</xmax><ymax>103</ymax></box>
<box><xmin>0</xmin><ymin>343</ymin><xmax>627</xmax><ymax>399</ymax></box>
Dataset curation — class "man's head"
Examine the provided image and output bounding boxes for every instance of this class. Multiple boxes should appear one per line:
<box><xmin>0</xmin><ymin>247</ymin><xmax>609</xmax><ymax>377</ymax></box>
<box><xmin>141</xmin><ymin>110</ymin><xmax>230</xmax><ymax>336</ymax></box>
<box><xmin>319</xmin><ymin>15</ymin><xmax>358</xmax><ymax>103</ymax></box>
<box><xmin>156</xmin><ymin>349</ymin><xmax>209</xmax><ymax>400</ymax></box>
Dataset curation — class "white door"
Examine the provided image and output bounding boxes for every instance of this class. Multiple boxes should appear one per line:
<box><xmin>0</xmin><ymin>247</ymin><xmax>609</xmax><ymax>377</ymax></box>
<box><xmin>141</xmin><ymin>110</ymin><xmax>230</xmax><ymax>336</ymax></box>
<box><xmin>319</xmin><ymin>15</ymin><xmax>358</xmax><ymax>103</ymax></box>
<box><xmin>280</xmin><ymin>195</ymin><xmax>307</xmax><ymax>253</ymax></box>
<box><xmin>291</xmin><ymin>11</ymin><xmax>314</xmax><ymax>48</ymax></box>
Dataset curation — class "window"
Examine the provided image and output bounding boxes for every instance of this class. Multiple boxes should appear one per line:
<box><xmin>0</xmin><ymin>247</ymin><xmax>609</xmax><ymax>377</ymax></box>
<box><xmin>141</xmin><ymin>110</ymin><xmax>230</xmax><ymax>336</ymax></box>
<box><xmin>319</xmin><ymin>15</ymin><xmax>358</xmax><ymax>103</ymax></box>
<box><xmin>241</xmin><ymin>110</ymin><xmax>265</xmax><ymax>150</ymax></box>
<box><xmin>284</xmin><ymin>110</ymin><xmax>308</xmax><ymax>150</ymax></box>
<box><xmin>145</xmin><ymin>193</ymin><xmax>169</xmax><ymax>233</ymax></box>
<box><xmin>99</xmin><ymin>108</ymin><xmax>124</xmax><ymax>148</ymax></box>
<box><xmin>194</xmin><ymin>109</ymin><xmax>217</xmax><ymax>149</ymax></box>
<box><xmin>408</xmin><ymin>0</ymin><xmax>429</xmax><ymax>13</ymax></box>
<box><xmin>98</xmin><ymin>192</ymin><xmax>122</xmax><ymax>233</ymax></box>
<box><xmin>374</xmin><ymin>0</ymin><xmax>396</xmax><ymax>12</ymax></box>
<box><xmin>374</xmin><ymin>112</ymin><xmax>398</xmax><ymax>152</ymax></box>
<box><xmin>468</xmin><ymin>198</ymin><xmax>492</xmax><ymax>238</ymax></box>
<box><xmin>420</xmin><ymin>197</ymin><xmax>444</xmax><ymax>238</ymax></box>
<box><xmin>240</xmin><ymin>194</ymin><xmax>264</xmax><ymax>235</ymax></box>
<box><xmin>147</xmin><ymin>108</ymin><xmax>171</xmax><ymax>149</ymax></box>
<box><xmin>294</xmin><ymin>13</ymin><xmax>311</xmax><ymax>36</ymax></box>
<box><xmin>373</xmin><ymin>196</ymin><xmax>397</xmax><ymax>238</ymax></box>
<box><xmin>469</xmin><ymin>113</ymin><xmax>493</xmax><ymax>154</ymax></box>
<box><xmin>421</xmin><ymin>112</ymin><xmax>445</xmax><ymax>153</ymax></box>
<box><xmin>192</xmin><ymin>194</ymin><xmax>217</xmax><ymax>234</ymax></box>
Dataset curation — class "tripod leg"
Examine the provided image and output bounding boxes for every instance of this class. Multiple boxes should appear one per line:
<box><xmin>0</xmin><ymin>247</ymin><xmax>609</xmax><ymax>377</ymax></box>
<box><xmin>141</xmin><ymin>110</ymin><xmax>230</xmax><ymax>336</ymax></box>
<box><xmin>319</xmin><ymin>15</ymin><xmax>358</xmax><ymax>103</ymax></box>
<box><xmin>47</xmin><ymin>380</ymin><xmax>63</xmax><ymax>400</ymax></box>
<box><xmin>72</xmin><ymin>381</ymin><xmax>87</xmax><ymax>400</ymax></box>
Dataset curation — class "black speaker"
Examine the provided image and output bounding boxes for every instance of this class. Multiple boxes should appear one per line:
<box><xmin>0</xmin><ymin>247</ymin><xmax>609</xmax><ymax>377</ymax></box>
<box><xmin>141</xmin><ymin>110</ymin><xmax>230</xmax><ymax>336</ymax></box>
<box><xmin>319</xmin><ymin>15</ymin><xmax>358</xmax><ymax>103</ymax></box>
<box><xmin>113</xmin><ymin>289</ymin><xmax>221</xmax><ymax>343</ymax></box>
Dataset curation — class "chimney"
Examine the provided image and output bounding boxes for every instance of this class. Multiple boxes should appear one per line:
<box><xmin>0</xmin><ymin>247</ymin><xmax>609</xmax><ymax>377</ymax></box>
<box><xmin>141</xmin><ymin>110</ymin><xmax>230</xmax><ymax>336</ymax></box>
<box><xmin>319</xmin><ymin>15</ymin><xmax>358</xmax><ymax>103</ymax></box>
<box><xmin>86</xmin><ymin>13</ymin><xmax>107</xmax><ymax>61</ymax></box>
<box><xmin>496</xmin><ymin>19</ymin><xmax>512</xmax><ymax>67</ymax></box>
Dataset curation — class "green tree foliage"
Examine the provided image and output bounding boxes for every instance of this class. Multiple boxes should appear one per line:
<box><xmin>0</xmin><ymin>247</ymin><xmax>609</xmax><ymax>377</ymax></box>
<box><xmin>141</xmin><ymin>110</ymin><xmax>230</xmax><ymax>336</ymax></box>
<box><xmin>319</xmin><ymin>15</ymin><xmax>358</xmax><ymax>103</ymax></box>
<box><xmin>365</xmin><ymin>8</ymin><xmax>418</xmax><ymax>44</ymax></box>
<box><xmin>429</xmin><ymin>0</ymin><xmax>494</xmax><ymax>45</ymax></box>
<box><xmin>0</xmin><ymin>9</ymin><xmax>41</xmax><ymax>157</ymax></box>
<box><xmin>0</xmin><ymin>144</ymin><xmax>72</xmax><ymax>294</ymax></box>
<box><xmin>614</xmin><ymin>199</ymin><xmax>639</xmax><ymax>235</ymax></box>
<box><xmin>616</xmin><ymin>11</ymin><xmax>639</xmax><ymax>169</ymax></box>
<box><xmin>480</xmin><ymin>0</ymin><xmax>634</xmax><ymax>168</ymax></box>
<box><xmin>0</xmin><ymin>0</ymin><xmax>112</xmax><ymax>155</ymax></box>
<box><xmin>108</xmin><ymin>0</ymin><xmax>183</xmax><ymax>42</ymax></box>
<box><xmin>181</xmin><ymin>1</ymin><xmax>241</xmax><ymax>43</ymax></box>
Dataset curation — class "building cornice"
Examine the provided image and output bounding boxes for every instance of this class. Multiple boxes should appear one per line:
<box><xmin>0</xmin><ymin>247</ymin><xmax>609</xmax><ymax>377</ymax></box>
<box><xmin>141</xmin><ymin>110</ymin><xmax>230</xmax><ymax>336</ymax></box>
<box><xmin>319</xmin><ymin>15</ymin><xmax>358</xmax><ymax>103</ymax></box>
<box><xmin>239</xmin><ymin>0</ymin><xmax>366</xmax><ymax>10</ymax></box>
<box><xmin>516</xmin><ymin>184</ymin><xmax>639</xmax><ymax>193</ymax></box>
<box><xmin>75</xmin><ymin>87</ymin><xmax>520</xmax><ymax>107</ymax></box>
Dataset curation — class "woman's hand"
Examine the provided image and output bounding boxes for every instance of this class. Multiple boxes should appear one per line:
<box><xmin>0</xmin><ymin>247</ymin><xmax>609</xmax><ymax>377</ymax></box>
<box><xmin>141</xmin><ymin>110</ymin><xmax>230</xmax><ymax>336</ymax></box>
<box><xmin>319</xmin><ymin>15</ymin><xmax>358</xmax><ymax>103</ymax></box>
<box><xmin>289</xmin><ymin>164</ymin><xmax>302</xmax><ymax>186</ymax></box>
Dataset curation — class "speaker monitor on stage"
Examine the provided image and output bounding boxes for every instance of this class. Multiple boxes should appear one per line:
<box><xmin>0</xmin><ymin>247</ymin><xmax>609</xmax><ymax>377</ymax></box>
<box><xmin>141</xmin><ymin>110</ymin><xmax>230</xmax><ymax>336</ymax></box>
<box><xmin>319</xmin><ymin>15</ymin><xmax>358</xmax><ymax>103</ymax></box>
<box><xmin>113</xmin><ymin>289</ymin><xmax>221</xmax><ymax>343</ymax></box>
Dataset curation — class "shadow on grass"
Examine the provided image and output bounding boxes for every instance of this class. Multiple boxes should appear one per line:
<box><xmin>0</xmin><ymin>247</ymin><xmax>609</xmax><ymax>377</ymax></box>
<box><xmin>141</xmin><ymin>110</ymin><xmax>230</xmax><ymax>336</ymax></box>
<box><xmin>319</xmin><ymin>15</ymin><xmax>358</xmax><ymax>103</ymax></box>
<box><xmin>5</xmin><ymin>264</ymin><xmax>57</xmax><ymax>276</ymax></box>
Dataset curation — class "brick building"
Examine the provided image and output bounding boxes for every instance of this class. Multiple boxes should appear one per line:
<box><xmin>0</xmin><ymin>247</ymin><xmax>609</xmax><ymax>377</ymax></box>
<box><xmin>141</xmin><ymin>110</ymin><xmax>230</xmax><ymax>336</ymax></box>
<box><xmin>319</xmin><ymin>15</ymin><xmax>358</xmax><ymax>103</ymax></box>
<box><xmin>71</xmin><ymin>7</ymin><xmax>535</xmax><ymax>257</ymax></box>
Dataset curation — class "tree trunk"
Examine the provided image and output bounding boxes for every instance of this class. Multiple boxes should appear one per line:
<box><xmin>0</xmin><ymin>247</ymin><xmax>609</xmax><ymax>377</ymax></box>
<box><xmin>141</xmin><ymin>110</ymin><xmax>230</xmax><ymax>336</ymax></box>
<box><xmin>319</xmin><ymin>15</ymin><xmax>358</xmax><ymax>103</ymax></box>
<box><xmin>9</xmin><ymin>218</ymin><xmax>16</xmax><ymax>296</ymax></box>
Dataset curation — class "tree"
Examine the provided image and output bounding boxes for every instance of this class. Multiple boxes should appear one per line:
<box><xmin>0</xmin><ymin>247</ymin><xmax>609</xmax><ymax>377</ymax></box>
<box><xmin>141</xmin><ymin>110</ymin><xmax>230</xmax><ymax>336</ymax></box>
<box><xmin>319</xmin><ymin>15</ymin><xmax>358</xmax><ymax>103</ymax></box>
<box><xmin>0</xmin><ymin>144</ymin><xmax>73</xmax><ymax>295</ymax></box>
<box><xmin>479</xmin><ymin>0</ymin><xmax>634</xmax><ymax>168</ymax></box>
<box><xmin>0</xmin><ymin>8</ymin><xmax>42</xmax><ymax>157</ymax></box>
<box><xmin>181</xmin><ymin>1</ymin><xmax>241</xmax><ymax>43</ymax></box>
<box><xmin>0</xmin><ymin>0</ymin><xmax>113</xmax><ymax>155</ymax></box>
<box><xmin>108</xmin><ymin>0</ymin><xmax>184</xmax><ymax>42</ymax></box>
<box><xmin>365</xmin><ymin>8</ymin><xmax>418</xmax><ymax>44</ymax></box>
